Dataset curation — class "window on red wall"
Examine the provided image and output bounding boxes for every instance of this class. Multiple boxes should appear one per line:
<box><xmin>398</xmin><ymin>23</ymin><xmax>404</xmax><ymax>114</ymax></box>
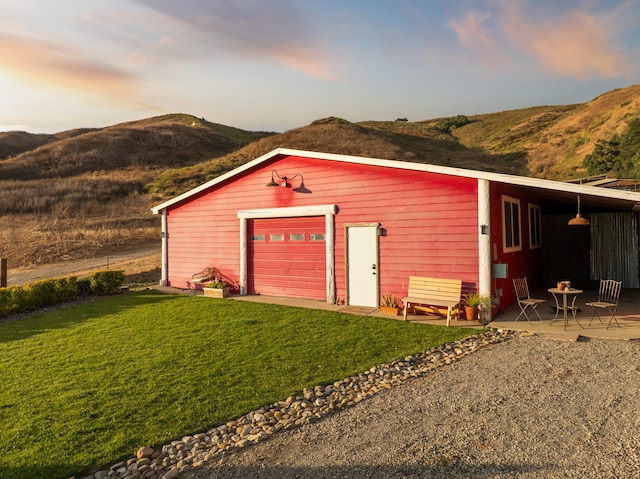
<box><xmin>529</xmin><ymin>203</ymin><xmax>542</xmax><ymax>249</ymax></box>
<box><xmin>502</xmin><ymin>195</ymin><xmax>522</xmax><ymax>253</ymax></box>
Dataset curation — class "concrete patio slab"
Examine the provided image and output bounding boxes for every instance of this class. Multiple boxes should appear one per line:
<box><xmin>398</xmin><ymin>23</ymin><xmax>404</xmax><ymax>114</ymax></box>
<box><xmin>152</xmin><ymin>285</ymin><xmax>640</xmax><ymax>341</ymax></box>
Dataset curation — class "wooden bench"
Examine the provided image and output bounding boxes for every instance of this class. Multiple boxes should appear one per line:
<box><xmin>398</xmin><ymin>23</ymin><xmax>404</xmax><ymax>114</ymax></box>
<box><xmin>402</xmin><ymin>276</ymin><xmax>462</xmax><ymax>326</ymax></box>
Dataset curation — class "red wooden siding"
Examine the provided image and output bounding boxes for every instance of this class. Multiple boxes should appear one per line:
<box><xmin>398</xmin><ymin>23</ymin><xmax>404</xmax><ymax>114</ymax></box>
<box><xmin>248</xmin><ymin>217</ymin><xmax>325</xmax><ymax>299</ymax></box>
<box><xmin>164</xmin><ymin>154</ymin><xmax>480</xmax><ymax>305</ymax></box>
<box><xmin>489</xmin><ymin>182</ymin><xmax>544</xmax><ymax>311</ymax></box>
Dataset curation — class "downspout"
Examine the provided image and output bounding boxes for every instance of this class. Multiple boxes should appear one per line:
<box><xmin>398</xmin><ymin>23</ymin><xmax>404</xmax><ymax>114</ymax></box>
<box><xmin>160</xmin><ymin>209</ymin><xmax>169</xmax><ymax>286</ymax></box>
<box><xmin>478</xmin><ymin>179</ymin><xmax>492</xmax><ymax>320</ymax></box>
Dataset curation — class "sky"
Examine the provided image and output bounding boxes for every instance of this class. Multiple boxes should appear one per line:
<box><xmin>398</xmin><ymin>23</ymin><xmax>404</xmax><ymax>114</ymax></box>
<box><xmin>1</xmin><ymin>0</ymin><xmax>640</xmax><ymax>134</ymax></box>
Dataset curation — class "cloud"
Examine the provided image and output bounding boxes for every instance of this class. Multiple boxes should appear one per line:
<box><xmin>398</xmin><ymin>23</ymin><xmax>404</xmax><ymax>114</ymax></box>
<box><xmin>0</xmin><ymin>32</ymin><xmax>143</xmax><ymax>102</ymax></box>
<box><xmin>447</xmin><ymin>10</ymin><xmax>507</xmax><ymax>68</ymax></box>
<box><xmin>0</xmin><ymin>124</ymin><xmax>34</xmax><ymax>133</ymax></box>
<box><xmin>501</xmin><ymin>4</ymin><xmax>630</xmax><ymax>78</ymax></box>
<box><xmin>447</xmin><ymin>1</ymin><xmax>632</xmax><ymax>78</ymax></box>
<box><xmin>133</xmin><ymin>0</ymin><xmax>337</xmax><ymax>79</ymax></box>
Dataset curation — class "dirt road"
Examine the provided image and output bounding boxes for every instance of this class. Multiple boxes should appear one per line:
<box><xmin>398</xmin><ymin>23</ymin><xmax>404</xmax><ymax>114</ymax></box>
<box><xmin>5</xmin><ymin>245</ymin><xmax>161</xmax><ymax>286</ymax></box>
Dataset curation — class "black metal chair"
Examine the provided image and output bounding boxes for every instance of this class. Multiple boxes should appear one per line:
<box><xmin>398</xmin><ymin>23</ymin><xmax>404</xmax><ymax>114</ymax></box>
<box><xmin>586</xmin><ymin>279</ymin><xmax>622</xmax><ymax>329</ymax></box>
<box><xmin>190</xmin><ymin>267</ymin><xmax>213</xmax><ymax>293</ymax></box>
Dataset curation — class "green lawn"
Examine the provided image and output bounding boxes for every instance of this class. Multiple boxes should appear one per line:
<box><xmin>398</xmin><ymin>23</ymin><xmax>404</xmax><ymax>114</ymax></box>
<box><xmin>0</xmin><ymin>290</ymin><xmax>482</xmax><ymax>479</ymax></box>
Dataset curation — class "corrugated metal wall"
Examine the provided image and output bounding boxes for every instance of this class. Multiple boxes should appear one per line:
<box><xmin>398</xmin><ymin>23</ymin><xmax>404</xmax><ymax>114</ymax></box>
<box><xmin>590</xmin><ymin>212</ymin><xmax>639</xmax><ymax>288</ymax></box>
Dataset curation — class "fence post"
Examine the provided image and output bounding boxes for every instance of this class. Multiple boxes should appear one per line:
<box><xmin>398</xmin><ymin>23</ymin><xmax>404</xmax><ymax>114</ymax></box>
<box><xmin>0</xmin><ymin>258</ymin><xmax>6</xmax><ymax>288</ymax></box>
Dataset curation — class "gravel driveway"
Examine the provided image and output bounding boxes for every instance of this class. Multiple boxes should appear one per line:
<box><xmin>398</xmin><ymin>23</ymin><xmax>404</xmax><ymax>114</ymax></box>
<box><xmin>184</xmin><ymin>334</ymin><xmax>640</xmax><ymax>479</ymax></box>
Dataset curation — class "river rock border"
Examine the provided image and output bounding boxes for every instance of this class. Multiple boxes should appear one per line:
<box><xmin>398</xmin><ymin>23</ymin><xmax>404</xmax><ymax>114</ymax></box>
<box><xmin>77</xmin><ymin>328</ymin><xmax>516</xmax><ymax>479</ymax></box>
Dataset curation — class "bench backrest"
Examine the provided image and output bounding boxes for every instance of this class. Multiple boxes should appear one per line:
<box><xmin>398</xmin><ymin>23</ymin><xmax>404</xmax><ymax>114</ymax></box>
<box><xmin>407</xmin><ymin>276</ymin><xmax>462</xmax><ymax>302</ymax></box>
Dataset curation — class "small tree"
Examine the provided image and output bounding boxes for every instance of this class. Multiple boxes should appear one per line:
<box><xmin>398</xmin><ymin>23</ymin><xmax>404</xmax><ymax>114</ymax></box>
<box><xmin>435</xmin><ymin>115</ymin><xmax>470</xmax><ymax>132</ymax></box>
<box><xmin>583</xmin><ymin>138</ymin><xmax>621</xmax><ymax>175</ymax></box>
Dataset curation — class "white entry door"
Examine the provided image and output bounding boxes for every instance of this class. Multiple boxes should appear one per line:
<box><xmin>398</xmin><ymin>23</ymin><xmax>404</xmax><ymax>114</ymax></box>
<box><xmin>346</xmin><ymin>225</ymin><xmax>379</xmax><ymax>307</ymax></box>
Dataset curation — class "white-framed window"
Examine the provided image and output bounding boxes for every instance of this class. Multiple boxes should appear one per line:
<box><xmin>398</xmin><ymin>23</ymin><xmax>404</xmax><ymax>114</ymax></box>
<box><xmin>502</xmin><ymin>195</ymin><xmax>522</xmax><ymax>253</ymax></box>
<box><xmin>529</xmin><ymin>203</ymin><xmax>542</xmax><ymax>249</ymax></box>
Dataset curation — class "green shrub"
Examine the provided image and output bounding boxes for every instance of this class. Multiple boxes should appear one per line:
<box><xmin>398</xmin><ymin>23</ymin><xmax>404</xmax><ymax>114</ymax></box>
<box><xmin>55</xmin><ymin>276</ymin><xmax>79</xmax><ymax>301</ymax></box>
<box><xmin>436</xmin><ymin>115</ymin><xmax>470</xmax><ymax>132</ymax></box>
<box><xmin>88</xmin><ymin>270</ymin><xmax>125</xmax><ymax>294</ymax></box>
<box><xmin>0</xmin><ymin>271</ymin><xmax>124</xmax><ymax>318</ymax></box>
<box><xmin>23</xmin><ymin>280</ymin><xmax>57</xmax><ymax>308</ymax></box>
<box><xmin>0</xmin><ymin>277</ymin><xmax>80</xmax><ymax>317</ymax></box>
<box><xmin>77</xmin><ymin>278</ymin><xmax>92</xmax><ymax>297</ymax></box>
<box><xmin>0</xmin><ymin>287</ymin><xmax>16</xmax><ymax>316</ymax></box>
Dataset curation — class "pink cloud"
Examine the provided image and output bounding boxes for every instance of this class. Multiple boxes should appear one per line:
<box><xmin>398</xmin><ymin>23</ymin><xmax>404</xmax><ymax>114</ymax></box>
<box><xmin>448</xmin><ymin>11</ymin><xmax>493</xmax><ymax>51</ymax></box>
<box><xmin>446</xmin><ymin>1</ymin><xmax>631</xmax><ymax>78</ymax></box>
<box><xmin>499</xmin><ymin>3</ymin><xmax>630</xmax><ymax>78</ymax></box>
<box><xmin>447</xmin><ymin>10</ymin><xmax>508</xmax><ymax>69</ymax></box>
<box><xmin>133</xmin><ymin>0</ymin><xmax>337</xmax><ymax>80</ymax></box>
<box><xmin>0</xmin><ymin>32</ymin><xmax>144</xmax><ymax>103</ymax></box>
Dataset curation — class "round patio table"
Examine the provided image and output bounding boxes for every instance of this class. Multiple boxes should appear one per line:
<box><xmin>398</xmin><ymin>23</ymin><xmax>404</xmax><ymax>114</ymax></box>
<box><xmin>548</xmin><ymin>287</ymin><xmax>584</xmax><ymax>330</ymax></box>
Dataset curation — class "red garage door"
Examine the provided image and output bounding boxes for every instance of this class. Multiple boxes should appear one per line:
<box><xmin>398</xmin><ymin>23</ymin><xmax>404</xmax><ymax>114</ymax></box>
<box><xmin>248</xmin><ymin>216</ymin><xmax>326</xmax><ymax>300</ymax></box>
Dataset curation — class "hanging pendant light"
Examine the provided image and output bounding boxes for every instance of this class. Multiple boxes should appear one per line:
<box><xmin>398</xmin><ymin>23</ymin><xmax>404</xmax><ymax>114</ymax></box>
<box><xmin>568</xmin><ymin>195</ymin><xmax>590</xmax><ymax>226</ymax></box>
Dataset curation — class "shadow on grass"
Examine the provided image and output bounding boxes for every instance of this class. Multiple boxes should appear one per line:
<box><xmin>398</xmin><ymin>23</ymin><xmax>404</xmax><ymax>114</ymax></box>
<box><xmin>4</xmin><ymin>463</ymin><xmax>88</xmax><ymax>479</ymax></box>
<box><xmin>0</xmin><ymin>290</ymin><xmax>176</xmax><ymax>344</ymax></box>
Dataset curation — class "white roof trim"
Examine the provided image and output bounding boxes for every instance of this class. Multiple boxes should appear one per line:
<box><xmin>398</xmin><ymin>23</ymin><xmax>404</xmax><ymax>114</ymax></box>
<box><xmin>151</xmin><ymin>148</ymin><xmax>285</xmax><ymax>214</ymax></box>
<box><xmin>151</xmin><ymin>147</ymin><xmax>640</xmax><ymax>213</ymax></box>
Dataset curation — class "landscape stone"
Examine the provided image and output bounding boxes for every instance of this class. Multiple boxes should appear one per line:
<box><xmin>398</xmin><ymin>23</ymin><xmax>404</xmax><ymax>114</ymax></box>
<box><xmin>92</xmin><ymin>329</ymin><xmax>513</xmax><ymax>479</ymax></box>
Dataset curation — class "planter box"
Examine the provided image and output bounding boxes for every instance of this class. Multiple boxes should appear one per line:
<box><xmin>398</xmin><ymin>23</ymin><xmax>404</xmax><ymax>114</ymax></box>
<box><xmin>380</xmin><ymin>306</ymin><xmax>401</xmax><ymax>316</ymax></box>
<box><xmin>203</xmin><ymin>287</ymin><xmax>230</xmax><ymax>298</ymax></box>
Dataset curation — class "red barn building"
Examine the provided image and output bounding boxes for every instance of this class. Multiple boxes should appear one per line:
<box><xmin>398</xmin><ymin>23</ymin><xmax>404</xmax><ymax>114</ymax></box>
<box><xmin>152</xmin><ymin>148</ymin><xmax>640</xmax><ymax>318</ymax></box>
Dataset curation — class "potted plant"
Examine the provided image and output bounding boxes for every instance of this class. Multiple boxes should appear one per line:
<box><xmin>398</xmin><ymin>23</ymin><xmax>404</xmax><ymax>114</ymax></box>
<box><xmin>463</xmin><ymin>292</ymin><xmax>491</xmax><ymax>321</ymax></box>
<box><xmin>203</xmin><ymin>278</ymin><xmax>230</xmax><ymax>298</ymax></box>
<box><xmin>380</xmin><ymin>292</ymin><xmax>401</xmax><ymax>316</ymax></box>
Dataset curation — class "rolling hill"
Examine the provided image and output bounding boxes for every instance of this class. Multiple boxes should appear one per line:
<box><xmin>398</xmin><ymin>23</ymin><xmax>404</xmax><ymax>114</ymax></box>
<box><xmin>2</xmin><ymin>85</ymin><xmax>640</xmax><ymax>269</ymax></box>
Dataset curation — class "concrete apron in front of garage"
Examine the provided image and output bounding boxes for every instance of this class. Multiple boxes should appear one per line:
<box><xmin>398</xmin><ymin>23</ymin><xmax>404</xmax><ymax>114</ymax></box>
<box><xmin>153</xmin><ymin>286</ymin><xmax>640</xmax><ymax>341</ymax></box>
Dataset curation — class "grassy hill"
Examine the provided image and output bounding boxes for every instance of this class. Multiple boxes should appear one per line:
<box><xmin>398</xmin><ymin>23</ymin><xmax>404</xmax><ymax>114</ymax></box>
<box><xmin>3</xmin><ymin>86</ymin><xmax>640</xmax><ymax>269</ymax></box>
<box><xmin>0</xmin><ymin>114</ymin><xmax>273</xmax><ymax>268</ymax></box>
<box><xmin>452</xmin><ymin>84</ymin><xmax>640</xmax><ymax>179</ymax></box>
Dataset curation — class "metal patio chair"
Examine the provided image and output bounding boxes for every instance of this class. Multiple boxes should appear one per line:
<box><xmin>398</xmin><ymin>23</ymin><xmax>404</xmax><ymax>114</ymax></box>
<box><xmin>586</xmin><ymin>279</ymin><xmax>622</xmax><ymax>329</ymax></box>
<box><xmin>190</xmin><ymin>267</ymin><xmax>213</xmax><ymax>293</ymax></box>
<box><xmin>513</xmin><ymin>277</ymin><xmax>546</xmax><ymax>323</ymax></box>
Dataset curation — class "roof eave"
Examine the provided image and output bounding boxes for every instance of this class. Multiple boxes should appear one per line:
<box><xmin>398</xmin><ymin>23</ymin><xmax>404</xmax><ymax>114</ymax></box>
<box><xmin>151</xmin><ymin>147</ymin><xmax>640</xmax><ymax>214</ymax></box>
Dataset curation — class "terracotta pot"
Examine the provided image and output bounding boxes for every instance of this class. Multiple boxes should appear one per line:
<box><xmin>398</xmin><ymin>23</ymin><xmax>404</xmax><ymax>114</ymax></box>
<box><xmin>464</xmin><ymin>306</ymin><xmax>479</xmax><ymax>321</ymax></box>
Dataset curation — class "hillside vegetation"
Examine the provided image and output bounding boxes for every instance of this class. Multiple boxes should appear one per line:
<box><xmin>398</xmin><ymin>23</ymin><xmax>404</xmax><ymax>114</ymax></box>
<box><xmin>2</xmin><ymin>86</ymin><xmax>640</xmax><ymax>269</ymax></box>
<box><xmin>0</xmin><ymin>114</ymin><xmax>273</xmax><ymax>268</ymax></box>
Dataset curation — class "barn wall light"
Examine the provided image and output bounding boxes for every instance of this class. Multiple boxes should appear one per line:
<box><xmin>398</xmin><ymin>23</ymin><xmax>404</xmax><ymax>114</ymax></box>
<box><xmin>266</xmin><ymin>170</ymin><xmax>311</xmax><ymax>193</ymax></box>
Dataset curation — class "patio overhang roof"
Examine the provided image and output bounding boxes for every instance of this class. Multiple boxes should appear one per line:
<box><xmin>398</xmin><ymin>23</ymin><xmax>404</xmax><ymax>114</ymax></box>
<box><xmin>513</xmin><ymin>184</ymin><xmax>640</xmax><ymax>213</ymax></box>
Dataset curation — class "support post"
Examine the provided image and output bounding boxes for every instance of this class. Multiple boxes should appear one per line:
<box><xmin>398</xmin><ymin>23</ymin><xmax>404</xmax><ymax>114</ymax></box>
<box><xmin>478</xmin><ymin>179</ymin><xmax>492</xmax><ymax>321</ymax></box>
<box><xmin>160</xmin><ymin>210</ymin><xmax>169</xmax><ymax>286</ymax></box>
<box><xmin>325</xmin><ymin>213</ymin><xmax>335</xmax><ymax>304</ymax></box>
<box><xmin>0</xmin><ymin>258</ymin><xmax>6</xmax><ymax>288</ymax></box>
<box><xmin>239</xmin><ymin>217</ymin><xmax>247</xmax><ymax>295</ymax></box>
